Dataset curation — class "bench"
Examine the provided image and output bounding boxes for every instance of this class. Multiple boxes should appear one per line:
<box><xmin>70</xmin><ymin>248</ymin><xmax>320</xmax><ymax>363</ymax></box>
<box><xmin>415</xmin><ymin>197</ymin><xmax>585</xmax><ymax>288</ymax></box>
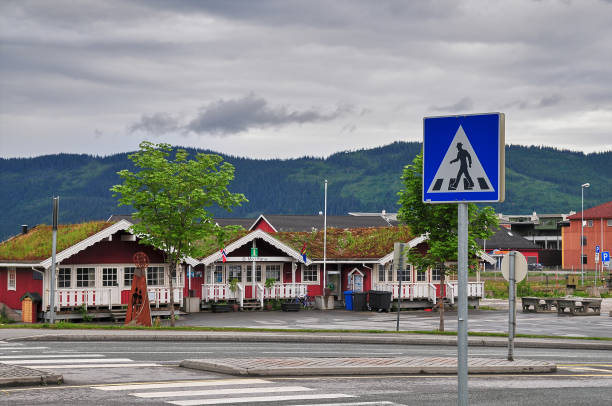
<box><xmin>557</xmin><ymin>298</ymin><xmax>601</xmax><ymax>316</ymax></box>
<box><xmin>521</xmin><ymin>297</ymin><xmax>547</xmax><ymax>313</ymax></box>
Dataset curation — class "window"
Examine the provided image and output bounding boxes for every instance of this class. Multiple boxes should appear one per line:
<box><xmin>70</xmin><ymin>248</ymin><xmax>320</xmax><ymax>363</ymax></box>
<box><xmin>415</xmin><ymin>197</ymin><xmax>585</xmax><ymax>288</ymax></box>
<box><xmin>388</xmin><ymin>266</ymin><xmax>393</xmax><ymax>282</ymax></box>
<box><xmin>58</xmin><ymin>268</ymin><xmax>71</xmax><ymax>288</ymax></box>
<box><xmin>246</xmin><ymin>265</ymin><xmax>262</xmax><ymax>282</ymax></box>
<box><xmin>171</xmin><ymin>268</ymin><xmax>183</xmax><ymax>286</ymax></box>
<box><xmin>147</xmin><ymin>266</ymin><xmax>165</xmax><ymax>286</ymax></box>
<box><xmin>76</xmin><ymin>267</ymin><xmax>95</xmax><ymax>288</ymax></box>
<box><xmin>608</xmin><ymin>219</ymin><xmax>612</xmax><ymax>227</ymax></box>
<box><xmin>303</xmin><ymin>264</ymin><xmax>319</xmax><ymax>283</ymax></box>
<box><xmin>7</xmin><ymin>268</ymin><xmax>16</xmax><ymax>291</ymax></box>
<box><xmin>417</xmin><ymin>269</ymin><xmax>427</xmax><ymax>282</ymax></box>
<box><xmin>265</xmin><ymin>264</ymin><xmax>281</xmax><ymax>281</ymax></box>
<box><xmin>431</xmin><ymin>268</ymin><xmax>442</xmax><ymax>282</ymax></box>
<box><xmin>582</xmin><ymin>236</ymin><xmax>587</xmax><ymax>246</ymax></box>
<box><xmin>102</xmin><ymin>268</ymin><xmax>118</xmax><ymax>287</ymax></box>
<box><xmin>587</xmin><ymin>220</ymin><xmax>593</xmax><ymax>227</ymax></box>
<box><xmin>214</xmin><ymin>265</ymin><xmax>224</xmax><ymax>283</ymax></box>
<box><xmin>582</xmin><ymin>255</ymin><xmax>588</xmax><ymax>265</ymax></box>
<box><xmin>124</xmin><ymin>267</ymin><xmax>135</xmax><ymax>287</ymax></box>
<box><xmin>378</xmin><ymin>265</ymin><xmax>385</xmax><ymax>282</ymax></box>
<box><xmin>397</xmin><ymin>265</ymin><xmax>411</xmax><ymax>282</ymax></box>
<box><xmin>228</xmin><ymin>265</ymin><xmax>242</xmax><ymax>281</ymax></box>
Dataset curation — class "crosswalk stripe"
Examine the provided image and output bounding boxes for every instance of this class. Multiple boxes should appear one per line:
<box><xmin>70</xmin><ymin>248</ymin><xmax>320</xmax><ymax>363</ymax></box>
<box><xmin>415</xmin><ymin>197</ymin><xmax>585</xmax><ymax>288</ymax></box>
<box><xmin>0</xmin><ymin>354</ymin><xmax>105</xmax><ymax>359</ymax></box>
<box><xmin>92</xmin><ymin>378</ymin><xmax>271</xmax><ymax>391</ymax></box>
<box><xmin>0</xmin><ymin>347</ymin><xmax>48</xmax><ymax>350</ymax></box>
<box><xmin>169</xmin><ymin>393</ymin><xmax>356</xmax><ymax>406</ymax></box>
<box><xmin>291</xmin><ymin>402</ymin><xmax>400</xmax><ymax>406</ymax></box>
<box><xmin>133</xmin><ymin>385</ymin><xmax>312</xmax><ymax>398</ymax></box>
<box><xmin>31</xmin><ymin>363</ymin><xmax>161</xmax><ymax>369</ymax></box>
<box><xmin>4</xmin><ymin>358</ymin><xmax>133</xmax><ymax>365</ymax></box>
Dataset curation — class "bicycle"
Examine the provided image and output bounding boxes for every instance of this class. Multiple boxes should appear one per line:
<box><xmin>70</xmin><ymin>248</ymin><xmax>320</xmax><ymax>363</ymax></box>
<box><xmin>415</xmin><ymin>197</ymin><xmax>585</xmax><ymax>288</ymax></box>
<box><xmin>292</xmin><ymin>294</ymin><xmax>314</xmax><ymax>309</ymax></box>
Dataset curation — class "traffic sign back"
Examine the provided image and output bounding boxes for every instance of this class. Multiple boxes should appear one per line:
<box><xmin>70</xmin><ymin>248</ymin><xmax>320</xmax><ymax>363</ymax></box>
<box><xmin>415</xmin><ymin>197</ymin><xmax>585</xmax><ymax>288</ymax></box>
<box><xmin>423</xmin><ymin>113</ymin><xmax>505</xmax><ymax>203</ymax></box>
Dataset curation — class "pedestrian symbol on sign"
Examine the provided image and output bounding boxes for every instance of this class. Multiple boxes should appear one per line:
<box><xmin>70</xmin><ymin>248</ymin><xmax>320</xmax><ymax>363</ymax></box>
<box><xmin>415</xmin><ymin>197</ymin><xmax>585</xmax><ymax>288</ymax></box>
<box><xmin>427</xmin><ymin>125</ymin><xmax>493</xmax><ymax>193</ymax></box>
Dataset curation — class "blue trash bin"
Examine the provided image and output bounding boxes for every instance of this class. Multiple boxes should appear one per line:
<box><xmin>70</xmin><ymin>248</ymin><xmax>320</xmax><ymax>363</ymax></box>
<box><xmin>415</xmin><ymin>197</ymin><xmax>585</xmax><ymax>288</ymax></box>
<box><xmin>344</xmin><ymin>291</ymin><xmax>354</xmax><ymax>310</ymax></box>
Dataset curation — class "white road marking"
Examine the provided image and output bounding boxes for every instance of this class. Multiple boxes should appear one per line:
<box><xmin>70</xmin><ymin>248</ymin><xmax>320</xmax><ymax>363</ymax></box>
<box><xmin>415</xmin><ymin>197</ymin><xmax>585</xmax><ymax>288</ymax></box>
<box><xmin>291</xmin><ymin>402</ymin><xmax>401</xmax><ymax>406</ymax></box>
<box><xmin>4</xmin><ymin>358</ymin><xmax>133</xmax><ymax>365</ymax></box>
<box><xmin>169</xmin><ymin>394</ymin><xmax>356</xmax><ymax>405</ymax></box>
<box><xmin>132</xmin><ymin>385</ymin><xmax>312</xmax><ymax>398</ymax></box>
<box><xmin>31</xmin><ymin>363</ymin><xmax>161</xmax><ymax>369</ymax></box>
<box><xmin>0</xmin><ymin>354</ymin><xmax>105</xmax><ymax>359</ymax></box>
<box><xmin>92</xmin><ymin>378</ymin><xmax>271</xmax><ymax>391</ymax></box>
<box><xmin>0</xmin><ymin>347</ymin><xmax>48</xmax><ymax>350</ymax></box>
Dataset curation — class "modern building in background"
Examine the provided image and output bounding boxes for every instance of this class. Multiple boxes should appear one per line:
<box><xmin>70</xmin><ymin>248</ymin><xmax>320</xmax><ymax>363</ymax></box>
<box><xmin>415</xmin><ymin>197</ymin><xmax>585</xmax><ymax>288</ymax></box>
<box><xmin>562</xmin><ymin>200</ymin><xmax>612</xmax><ymax>271</ymax></box>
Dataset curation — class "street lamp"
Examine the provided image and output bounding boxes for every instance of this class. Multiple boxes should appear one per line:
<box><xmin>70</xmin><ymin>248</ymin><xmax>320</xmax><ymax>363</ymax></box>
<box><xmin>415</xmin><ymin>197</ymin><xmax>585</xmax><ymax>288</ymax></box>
<box><xmin>581</xmin><ymin>182</ymin><xmax>590</xmax><ymax>285</ymax></box>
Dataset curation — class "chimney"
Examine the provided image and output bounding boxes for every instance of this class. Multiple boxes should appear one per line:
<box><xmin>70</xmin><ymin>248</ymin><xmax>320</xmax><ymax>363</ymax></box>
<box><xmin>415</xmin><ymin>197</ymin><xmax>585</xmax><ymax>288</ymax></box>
<box><xmin>21</xmin><ymin>225</ymin><xmax>28</xmax><ymax>234</ymax></box>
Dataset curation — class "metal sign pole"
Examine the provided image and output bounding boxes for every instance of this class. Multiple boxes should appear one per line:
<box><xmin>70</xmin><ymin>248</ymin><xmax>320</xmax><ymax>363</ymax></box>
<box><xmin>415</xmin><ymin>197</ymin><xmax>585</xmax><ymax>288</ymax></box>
<box><xmin>397</xmin><ymin>275</ymin><xmax>402</xmax><ymax>331</ymax></box>
<box><xmin>508</xmin><ymin>251</ymin><xmax>516</xmax><ymax>361</ymax></box>
<box><xmin>457</xmin><ymin>203</ymin><xmax>468</xmax><ymax>406</ymax></box>
<box><xmin>49</xmin><ymin>197</ymin><xmax>59</xmax><ymax>324</ymax></box>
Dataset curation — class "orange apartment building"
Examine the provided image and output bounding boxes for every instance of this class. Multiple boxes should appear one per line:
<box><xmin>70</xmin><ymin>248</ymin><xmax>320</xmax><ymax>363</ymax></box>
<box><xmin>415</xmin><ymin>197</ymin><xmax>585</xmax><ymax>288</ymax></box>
<box><xmin>562</xmin><ymin>200</ymin><xmax>612</xmax><ymax>271</ymax></box>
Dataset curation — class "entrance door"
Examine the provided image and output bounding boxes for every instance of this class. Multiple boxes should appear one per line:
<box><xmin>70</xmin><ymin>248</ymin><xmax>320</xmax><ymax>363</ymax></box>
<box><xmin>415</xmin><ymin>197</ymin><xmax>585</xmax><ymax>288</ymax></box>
<box><xmin>328</xmin><ymin>273</ymin><xmax>340</xmax><ymax>296</ymax></box>
<box><xmin>348</xmin><ymin>268</ymin><xmax>365</xmax><ymax>292</ymax></box>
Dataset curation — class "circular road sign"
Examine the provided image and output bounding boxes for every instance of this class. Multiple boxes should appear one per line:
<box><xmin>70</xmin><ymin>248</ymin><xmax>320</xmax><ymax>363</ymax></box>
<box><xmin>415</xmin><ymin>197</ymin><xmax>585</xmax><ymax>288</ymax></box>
<box><xmin>501</xmin><ymin>251</ymin><xmax>528</xmax><ymax>283</ymax></box>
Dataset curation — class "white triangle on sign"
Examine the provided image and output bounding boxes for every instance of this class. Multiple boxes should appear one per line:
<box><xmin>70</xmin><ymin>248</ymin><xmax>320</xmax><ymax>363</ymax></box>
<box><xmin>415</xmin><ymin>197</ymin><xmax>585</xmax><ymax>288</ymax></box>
<box><xmin>427</xmin><ymin>125</ymin><xmax>493</xmax><ymax>193</ymax></box>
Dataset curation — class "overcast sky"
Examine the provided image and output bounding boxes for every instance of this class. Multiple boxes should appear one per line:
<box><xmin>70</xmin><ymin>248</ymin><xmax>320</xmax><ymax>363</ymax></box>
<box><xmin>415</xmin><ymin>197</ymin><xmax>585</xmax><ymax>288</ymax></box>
<box><xmin>1</xmin><ymin>0</ymin><xmax>611</xmax><ymax>159</ymax></box>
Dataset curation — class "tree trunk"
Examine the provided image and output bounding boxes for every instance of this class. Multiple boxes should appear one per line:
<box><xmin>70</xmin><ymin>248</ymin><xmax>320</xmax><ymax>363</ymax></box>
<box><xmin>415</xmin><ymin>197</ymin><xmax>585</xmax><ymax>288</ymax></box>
<box><xmin>169</xmin><ymin>261</ymin><xmax>176</xmax><ymax>327</ymax></box>
<box><xmin>439</xmin><ymin>271</ymin><xmax>445</xmax><ymax>332</ymax></box>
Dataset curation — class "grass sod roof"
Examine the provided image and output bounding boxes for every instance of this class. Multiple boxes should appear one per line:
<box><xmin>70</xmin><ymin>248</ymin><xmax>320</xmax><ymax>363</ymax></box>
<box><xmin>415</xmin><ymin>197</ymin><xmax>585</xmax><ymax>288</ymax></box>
<box><xmin>194</xmin><ymin>225</ymin><xmax>415</xmax><ymax>260</ymax></box>
<box><xmin>0</xmin><ymin>221</ymin><xmax>113</xmax><ymax>261</ymax></box>
<box><xmin>275</xmin><ymin>226</ymin><xmax>414</xmax><ymax>259</ymax></box>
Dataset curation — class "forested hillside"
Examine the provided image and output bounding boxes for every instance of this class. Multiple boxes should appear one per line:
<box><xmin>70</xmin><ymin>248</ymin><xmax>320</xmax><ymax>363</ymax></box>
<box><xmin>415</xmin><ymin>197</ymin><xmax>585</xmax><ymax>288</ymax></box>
<box><xmin>1</xmin><ymin>142</ymin><xmax>611</xmax><ymax>240</ymax></box>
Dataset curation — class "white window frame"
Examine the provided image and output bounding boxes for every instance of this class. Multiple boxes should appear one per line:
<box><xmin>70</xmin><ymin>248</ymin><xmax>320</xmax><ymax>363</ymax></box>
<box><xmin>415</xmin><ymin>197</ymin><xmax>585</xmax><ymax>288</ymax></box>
<box><xmin>76</xmin><ymin>267</ymin><xmax>96</xmax><ymax>288</ymax></box>
<box><xmin>7</xmin><ymin>267</ymin><xmax>16</xmax><ymax>291</ymax></box>
<box><xmin>416</xmin><ymin>268</ymin><xmax>427</xmax><ymax>282</ymax></box>
<box><xmin>431</xmin><ymin>268</ymin><xmax>442</xmax><ymax>282</ymax></box>
<box><xmin>265</xmin><ymin>264</ymin><xmax>281</xmax><ymax>282</ymax></box>
<box><xmin>607</xmin><ymin>219</ymin><xmax>612</xmax><ymax>227</ymax></box>
<box><xmin>124</xmin><ymin>267</ymin><xmax>136</xmax><ymax>288</ymax></box>
<box><xmin>102</xmin><ymin>268</ymin><xmax>118</xmax><ymax>287</ymax></box>
<box><xmin>377</xmin><ymin>264</ymin><xmax>385</xmax><ymax>282</ymax></box>
<box><xmin>587</xmin><ymin>219</ymin><xmax>593</xmax><ymax>227</ymax></box>
<box><xmin>246</xmin><ymin>264</ymin><xmax>263</xmax><ymax>282</ymax></box>
<box><xmin>58</xmin><ymin>268</ymin><xmax>72</xmax><ymax>288</ymax></box>
<box><xmin>228</xmin><ymin>264</ymin><xmax>242</xmax><ymax>282</ymax></box>
<box><xmin>302</xmin><ymin>264</ymin><xmax>320</xmax><ymax>284</ymax></box>
<box><xmin>397</xmin><ymin>264</ymin><xmax>412</xmax><ymax>282</ymax></box>
<box><xmin>147</xmin><ymin>266</ymin><xmax>165</xmax><ymax>286</ymax></box>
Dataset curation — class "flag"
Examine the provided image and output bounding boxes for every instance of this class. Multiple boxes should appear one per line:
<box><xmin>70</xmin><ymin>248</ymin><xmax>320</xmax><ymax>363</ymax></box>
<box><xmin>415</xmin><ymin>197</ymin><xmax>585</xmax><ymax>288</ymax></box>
<box><xmin>221</xmin><ymin>249</ymin><xmax>227</xmax><ymax>263</ymax></box>
<box><xmin>300</xmin><ymin>242</ymin><xmax>307</xmax><ymax>262</ymax></box>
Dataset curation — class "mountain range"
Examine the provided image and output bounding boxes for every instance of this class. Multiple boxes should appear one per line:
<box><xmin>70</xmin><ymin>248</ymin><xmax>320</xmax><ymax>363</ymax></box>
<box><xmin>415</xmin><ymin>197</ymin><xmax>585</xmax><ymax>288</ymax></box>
<box><xmin>1</xmin><ymin>142</ymin><xmax>611</xmax><ymax>240</ymax></box>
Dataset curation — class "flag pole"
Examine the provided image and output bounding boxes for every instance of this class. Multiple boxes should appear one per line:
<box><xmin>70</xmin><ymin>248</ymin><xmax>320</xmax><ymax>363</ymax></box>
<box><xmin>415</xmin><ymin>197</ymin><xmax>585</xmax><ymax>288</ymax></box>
<box><xmin>323</xmin><ymin>180</ymin><xmax>328</xmax><ymax>298</ymax></box>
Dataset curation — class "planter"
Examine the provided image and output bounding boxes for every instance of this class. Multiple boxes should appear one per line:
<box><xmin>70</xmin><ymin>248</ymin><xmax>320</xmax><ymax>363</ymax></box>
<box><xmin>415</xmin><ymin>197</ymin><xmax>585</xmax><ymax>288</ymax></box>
<box><xmin>211</xmin><ymin>303</ymin><xmax>232</xmax><ymax>313</ymax></box>
<box><xmin>232</xmin><ymin>303</ymin><xmax>240</xmax><ymax>312</ymax></box>
<box><xmin>264</xmin><ymin>303</ymin><xmax>273</xmax><ymax>311</ymax></box>
<box><xmin>281</xmin><ymin>302</ymin><xmax>301</xmax><ymax>312</ymax></box>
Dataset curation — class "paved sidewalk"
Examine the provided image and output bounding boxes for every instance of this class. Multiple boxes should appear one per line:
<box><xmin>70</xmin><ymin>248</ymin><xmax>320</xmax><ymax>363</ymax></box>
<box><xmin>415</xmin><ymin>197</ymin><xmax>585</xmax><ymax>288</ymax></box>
<box><xmin>181</xmin><ymin>356</ymin><xmax>557</xmax><ymax>376</ymax></box>
<box><xmin>0</xmin><ymin>362</ymin><xmax>62</xmax><ymax>386</ymax></box>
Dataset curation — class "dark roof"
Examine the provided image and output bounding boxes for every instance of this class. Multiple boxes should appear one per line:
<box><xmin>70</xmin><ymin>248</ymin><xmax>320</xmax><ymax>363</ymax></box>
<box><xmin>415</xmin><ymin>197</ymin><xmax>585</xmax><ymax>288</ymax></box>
<box><xmin>255</xmin><ymin>214</ymin><xmax>397</xmax><ymax>232</ymax></box>
<box><xmin>107</xmin><ymin>214</ymin><xmax>134</xmax><ymax>223</ymax></box>
<box><xmin>568</xmin><ymin>200</ymin><xmax>612</xmax><ymax>220</ymax></box>
<box><xmin>215</xmin><ymin>218</ymin><xmax>255</xmax><ymax>228</ymax></box>
<box><xmin>477</xmin><ymin>227</ymin><xmax>540</xmax><ymax>250</ymax></box>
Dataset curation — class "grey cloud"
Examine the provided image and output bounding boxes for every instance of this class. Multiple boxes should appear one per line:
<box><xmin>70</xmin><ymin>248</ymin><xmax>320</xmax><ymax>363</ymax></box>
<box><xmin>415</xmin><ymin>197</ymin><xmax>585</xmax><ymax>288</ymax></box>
<box><xmin>130</xmin><ymin>112</ymin><xmax>179</xmax><ymax>136</ymax></box>
<box><xmin>538</xmin><ymin>94</ymin><xmax>563</xmax><ymax>107</ymax></box>
<box><xmin>430</xmin><ymin>97</ymin><xmax>474</xmax><ymax>112</ymax></box>
<box><xmin>130</xmin><ymin>94</ymin><xmax>352</xmax><ymax>137</ymax></box>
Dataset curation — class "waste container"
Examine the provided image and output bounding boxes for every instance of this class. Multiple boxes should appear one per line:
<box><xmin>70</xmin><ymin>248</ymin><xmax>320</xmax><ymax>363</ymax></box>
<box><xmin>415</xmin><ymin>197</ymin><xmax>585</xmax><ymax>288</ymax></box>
<box><xmin>352</xmin><ymin>292</ymin><xmax>367</xmax><ymax>311</ymax></box>
<box><xmin>344</xmin><ymin>291</ymin><xmax>354</xmax><ymax>310</ymax></box>
<box><xmin>368</xmin><ymin>290</ymin><xmax>392</xmax><ymax>312</ymax></box>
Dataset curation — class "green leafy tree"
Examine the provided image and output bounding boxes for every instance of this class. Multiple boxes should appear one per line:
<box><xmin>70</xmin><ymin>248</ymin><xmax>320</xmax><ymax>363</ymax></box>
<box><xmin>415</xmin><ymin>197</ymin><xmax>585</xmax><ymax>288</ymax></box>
<box><xmin>397</xmin><ymin>152</ymin><xmax>497</xmax><ymax>331</ymax></box>
<box><xmin>111</xmin><ymin>142</ymin><xmax>247</xmax><ymax>326</ymax></box>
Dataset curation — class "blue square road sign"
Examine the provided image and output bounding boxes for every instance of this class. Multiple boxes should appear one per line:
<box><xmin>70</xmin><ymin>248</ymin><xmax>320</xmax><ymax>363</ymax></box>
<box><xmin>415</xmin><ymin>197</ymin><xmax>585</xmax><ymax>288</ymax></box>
<box><xmin>423</xmin><ymin>113</ymin><xmax>505</xmax><ymax>203</ymax></box>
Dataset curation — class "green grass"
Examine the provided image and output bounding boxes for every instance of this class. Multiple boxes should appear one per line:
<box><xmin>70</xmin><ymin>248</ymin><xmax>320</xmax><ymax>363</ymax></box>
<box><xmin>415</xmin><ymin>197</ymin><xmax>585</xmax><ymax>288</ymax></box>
<box><xmin>2</xmin><ymin>323</ymin><xmax>611</xmax><ymax>341</ymax></box>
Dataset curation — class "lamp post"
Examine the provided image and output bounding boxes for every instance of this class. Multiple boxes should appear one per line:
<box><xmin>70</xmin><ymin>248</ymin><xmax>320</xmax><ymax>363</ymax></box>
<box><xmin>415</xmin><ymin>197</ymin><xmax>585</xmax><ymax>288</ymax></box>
<box><xmin>581</xmin><ymin>182</ymin><xmax>590</xmax><ymax>285</ymax></box>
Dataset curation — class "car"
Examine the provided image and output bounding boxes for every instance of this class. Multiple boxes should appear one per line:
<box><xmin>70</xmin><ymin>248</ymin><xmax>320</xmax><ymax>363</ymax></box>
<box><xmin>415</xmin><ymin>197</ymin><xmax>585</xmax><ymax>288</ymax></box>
<box><xmin>528</xmin><ymin>263</ymin><xmax>543</xmax><ymax>271</ymax></box>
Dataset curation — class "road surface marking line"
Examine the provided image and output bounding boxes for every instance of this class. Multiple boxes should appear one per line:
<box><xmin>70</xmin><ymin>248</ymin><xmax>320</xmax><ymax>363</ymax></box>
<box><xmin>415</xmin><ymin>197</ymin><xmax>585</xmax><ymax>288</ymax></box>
<box><xmin>92</xmin><ymin>378</ymin><xmax>270</xmax><ymax>391</ymax></box>
<box><xmin>0</xmin><ymin>347</ymin><xmax>48</xmax><ymax>350</ymax></box>
<box><xmin>291</xmin><ymin>402</ymin><xmax>400</xmax><ymax>406</ymax></box>
<box><xmin>169</xmin><ymin>394</ymin><xmax>356</xmax><ymax>405</ymax></box>
<box><xmin>558</xmin><ymin>364</ymin><xmax>612</xmax><ymax>367</ymax></box>
<box><xmin>4</xmin><ymin>358</ymin><xmax>133</xmax><ymax>364</ymax></box>
<box><xmin>30</xmin><ymin>363</ymin><xmax>161</xmax><ymax>369</ymax></box>
<box><xmin>0</xmin><ymin>354</ymin><xmax>105</xmax><ymax>359</ymax></box>
<box><xmin>132</xmin><ymin>386</ymin><xmax>312</xmax><ymax>398</ymax></box>
<box><xmin>562</xmin><ymin>367</ymin><xmax>612</xmax><ymax>373</ymax></box>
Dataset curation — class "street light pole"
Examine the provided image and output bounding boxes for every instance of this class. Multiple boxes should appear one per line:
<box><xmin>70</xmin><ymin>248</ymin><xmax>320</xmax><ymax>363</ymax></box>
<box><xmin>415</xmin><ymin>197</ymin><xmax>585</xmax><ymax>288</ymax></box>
<box><xmin>581</xmin><ymin>183</ymin><xmax>590</xmax><ymax>285</ymax></box>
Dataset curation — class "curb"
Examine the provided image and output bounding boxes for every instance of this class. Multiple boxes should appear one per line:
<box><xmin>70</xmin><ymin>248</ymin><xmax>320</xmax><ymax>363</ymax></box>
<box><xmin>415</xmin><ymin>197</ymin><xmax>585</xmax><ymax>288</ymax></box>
<box><xmin>13</xmin><ymin>333</ymin><xmax>612</xmax><ymax>350</ymax></box>
<box><xmin>180</xmin><ymin>357</ymin><xmax>557</xmax><ymax>376</ymax></box>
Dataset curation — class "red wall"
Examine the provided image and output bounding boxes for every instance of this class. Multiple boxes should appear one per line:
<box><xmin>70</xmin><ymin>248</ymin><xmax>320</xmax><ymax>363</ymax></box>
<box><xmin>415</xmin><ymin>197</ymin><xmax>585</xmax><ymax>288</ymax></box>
<box><xmin>253</xmin><ymin>219</ymin><xmax>276</xmax><ymax>234</ymax></box>
<box><xmin>62</xmin><ymin>238</ymin><xmax>165</xmax><ymax>265</ymax></box>
<box><xmin>0</xmin><ymin>269</ymin><xmax>43</xmax><ymax>310</ymax></box>
<box><xmin>563</xmin><ymin>218</ymin><xmax>612</xmax><ymax>270</ymax></box>
<box><xmin>340</xmin><ymin>265</ymin><xmax>372</xmax><ymax>293</ymax></box>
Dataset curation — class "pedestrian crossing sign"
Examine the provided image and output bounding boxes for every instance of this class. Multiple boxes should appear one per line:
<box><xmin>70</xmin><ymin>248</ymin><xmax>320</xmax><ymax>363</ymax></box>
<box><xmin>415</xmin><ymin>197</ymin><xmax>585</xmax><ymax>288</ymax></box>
<box><xmin>423</xmin><ymin>112</ymin><xmax>505</xmax><ymax>203</ymax></box>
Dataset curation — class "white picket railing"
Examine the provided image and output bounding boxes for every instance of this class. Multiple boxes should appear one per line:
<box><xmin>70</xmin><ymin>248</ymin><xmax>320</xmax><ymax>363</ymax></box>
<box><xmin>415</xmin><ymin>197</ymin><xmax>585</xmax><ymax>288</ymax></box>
<box><xmin>49</xmin><ymin>286</ymin><xmax>182</xmax><ymax>309</ymax></box>
<box><xmin>263</xmin><ymin>283</ymin><xmax>308</xmax><ymax>300</ymax></box>
<box><xmin>202</xmin><ymin>284</ymin><xmax>237</xmax><ymax>302</ymax></box>
<box><xmin>374</xmin><ymin>281</ymin><xmax>483</xmax><ymax>302</ymax></box>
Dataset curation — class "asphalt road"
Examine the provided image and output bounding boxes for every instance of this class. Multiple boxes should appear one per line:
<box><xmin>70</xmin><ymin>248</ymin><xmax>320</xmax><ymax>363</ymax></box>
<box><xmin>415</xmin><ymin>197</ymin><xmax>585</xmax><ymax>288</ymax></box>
<box><xmin>2</xmin><ymin>340</ymin><xmax>612</xmax><ymax>405</ymax></box>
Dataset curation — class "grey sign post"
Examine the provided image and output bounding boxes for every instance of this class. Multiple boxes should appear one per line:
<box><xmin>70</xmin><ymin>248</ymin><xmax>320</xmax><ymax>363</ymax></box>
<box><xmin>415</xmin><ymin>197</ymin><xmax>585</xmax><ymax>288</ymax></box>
<box><xmin>501</xmin><ymin>250</ymin><xmax>527</xmax><ymax>361</ymax></box>
<box><xmin>423</xmin><ymin>113</ymin><xmax>505</xmax><ymax>406</ymax></box>
<box><xmin>393</xmin><ymin>242</ymin><xmax>406</xmax><ymax>332</ymax></box>
<box><xmin>49</xmin><ymin>196</ymin><xmax>59</xmax><ymax>324</ymax></box>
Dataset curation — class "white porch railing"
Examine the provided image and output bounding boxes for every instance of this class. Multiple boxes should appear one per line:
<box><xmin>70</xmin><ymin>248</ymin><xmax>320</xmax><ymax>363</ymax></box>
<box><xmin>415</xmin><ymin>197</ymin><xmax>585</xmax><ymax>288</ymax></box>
<box><xmin>256</xmin><ymin>283</ymin><xmax>264</xmax><ymax>308</ymax></box>
<box><xmin>148</xmin><ymin>287</ymin><xmax>184</xmax><ymax>308</ymax></box>
<box><xmin>263</xmin><ymin>283</ymin><xmax>308</xmax><ymax>300</ymax></box>
<box><xmin>374</xmin><ymin>281</ymin><xmax>483</xmax><ymax>302</ymax></box>
<box><xmin>48</xmin><ymin>287</ymin><xmax>183</xmax><ymax>309</ymax></box>
<box><xmin>202</xmin><ymin>284</ymin><xmax>238</xmax><ymax>302</ymax></box>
